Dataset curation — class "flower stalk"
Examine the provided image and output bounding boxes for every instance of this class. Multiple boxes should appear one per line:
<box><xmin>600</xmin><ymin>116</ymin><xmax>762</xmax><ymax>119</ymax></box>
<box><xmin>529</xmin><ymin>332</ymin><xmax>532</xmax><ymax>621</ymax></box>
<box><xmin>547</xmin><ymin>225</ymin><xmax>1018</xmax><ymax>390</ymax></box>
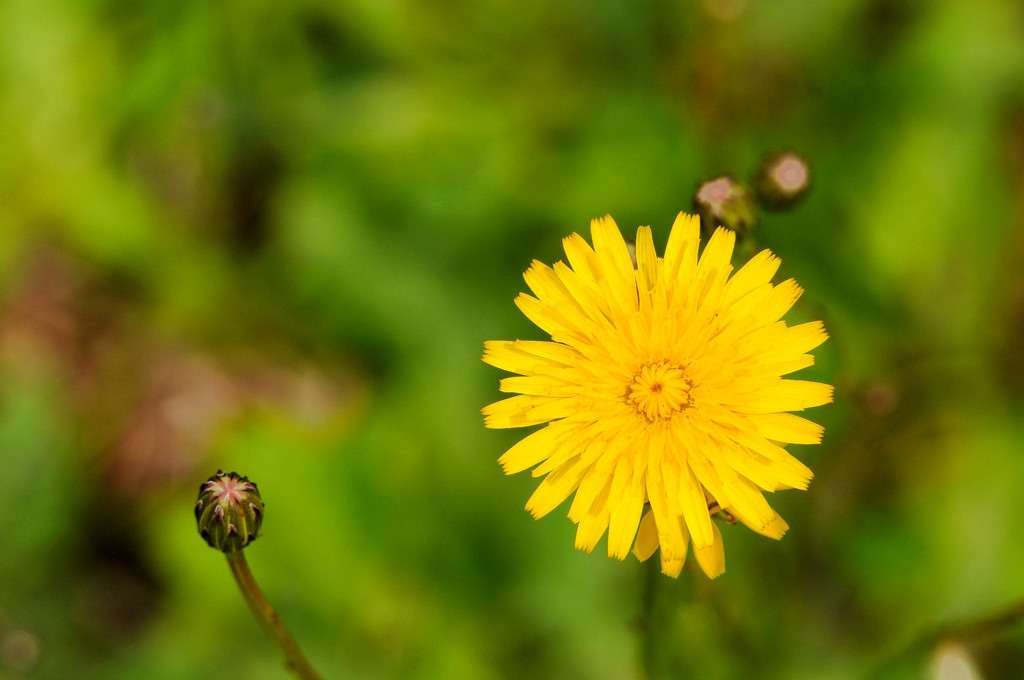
<box><xmin>226</xmin><ymin>549</ymin><xmax>324</xmax><ymax>680</ymax></box>
<box><xmin>195</xmin><ymin>470</ymin><xmax>324</xmax><ymax>680</ymax></box>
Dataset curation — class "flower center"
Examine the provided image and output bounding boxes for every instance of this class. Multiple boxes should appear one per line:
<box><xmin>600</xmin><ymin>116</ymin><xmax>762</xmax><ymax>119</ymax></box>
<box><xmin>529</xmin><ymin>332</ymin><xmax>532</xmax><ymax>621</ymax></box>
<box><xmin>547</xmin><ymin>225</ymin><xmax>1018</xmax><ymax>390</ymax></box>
<box><xmin>627</xmin><ymin>361</ymin><xmax>693</xmax><ymax>421</ymax></box>
<box><xmin>208</xmin><ymin>475</ymin><xmax>252</xmax><ymax>505</ymax></box>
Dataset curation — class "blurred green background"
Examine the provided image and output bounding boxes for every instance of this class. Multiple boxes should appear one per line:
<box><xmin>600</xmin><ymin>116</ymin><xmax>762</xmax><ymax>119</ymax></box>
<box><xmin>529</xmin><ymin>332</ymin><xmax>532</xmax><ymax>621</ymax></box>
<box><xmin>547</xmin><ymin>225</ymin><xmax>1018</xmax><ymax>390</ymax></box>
<box><xmin>2</xmin><ymin>0</ymin><xmax>1024</xmax><ymax>678</ymax></box>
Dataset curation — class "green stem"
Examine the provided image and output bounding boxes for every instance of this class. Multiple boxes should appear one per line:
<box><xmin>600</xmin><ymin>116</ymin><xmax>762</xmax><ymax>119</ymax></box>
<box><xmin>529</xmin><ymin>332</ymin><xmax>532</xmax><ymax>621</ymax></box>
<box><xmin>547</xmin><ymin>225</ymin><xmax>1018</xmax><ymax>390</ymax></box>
<box><xmin>226</xmin><ymin>550</ymin><xmax>324</xmax><ymax>680</ymax></box>
<box><xmin>638</xmin><ymin>557</ymin><xmax>661</xmax><ymax>680</ymax></box>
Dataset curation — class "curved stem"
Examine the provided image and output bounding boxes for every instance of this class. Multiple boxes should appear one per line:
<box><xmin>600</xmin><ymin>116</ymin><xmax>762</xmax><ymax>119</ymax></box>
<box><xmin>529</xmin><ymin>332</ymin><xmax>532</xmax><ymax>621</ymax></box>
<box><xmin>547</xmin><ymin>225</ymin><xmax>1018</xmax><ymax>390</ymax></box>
<box><xmin>226</xmin><ymin>550</ymin><xmax>324</xmax><ymax>680</ymax></box>
<box><xmin>867</xmin><ymin>596</ymin><xmax>1024</xmax><ymax>679</ymax></box>
<box><xmin>931</xmin><ymin>597</ymin><xmax>1024</xmax><ymax>642</ymax></box>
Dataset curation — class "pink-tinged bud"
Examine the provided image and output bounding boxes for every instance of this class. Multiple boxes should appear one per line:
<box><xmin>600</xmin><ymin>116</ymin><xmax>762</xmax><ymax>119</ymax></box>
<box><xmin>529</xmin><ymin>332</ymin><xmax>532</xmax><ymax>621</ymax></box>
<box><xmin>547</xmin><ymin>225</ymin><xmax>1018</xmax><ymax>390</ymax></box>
<box><xmin>195</xmin><ymin>470</ymin><xmax>264</xmax><ymax>553</ymax></box>
<box><xmin>753</xmin><ymin>151</ymin><xmax>811</xmax><ymax>211</ymax></box>
<box><xmin>693</xmin><ymin>176</ymin><xmax>758</xmax><ymax>238</ymax></box>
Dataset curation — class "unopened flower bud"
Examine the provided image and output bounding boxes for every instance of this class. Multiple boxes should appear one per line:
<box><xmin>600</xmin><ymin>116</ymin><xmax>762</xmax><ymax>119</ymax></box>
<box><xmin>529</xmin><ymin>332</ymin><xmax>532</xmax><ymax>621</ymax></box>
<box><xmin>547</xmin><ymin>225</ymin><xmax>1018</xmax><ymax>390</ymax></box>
<box><xmin>693</xmin><ymin>176</ymin><xmax>758</xmax><ymax>238</ymax></box>
<box><xmin>195</xmin><ymin>470</ymin><xmax>264</xmax><ymax>553</ymax></box>
<box><xmin>753</xmin><ymin>151</ymin><xmax>810</xmax><ymax>211</ymax></box>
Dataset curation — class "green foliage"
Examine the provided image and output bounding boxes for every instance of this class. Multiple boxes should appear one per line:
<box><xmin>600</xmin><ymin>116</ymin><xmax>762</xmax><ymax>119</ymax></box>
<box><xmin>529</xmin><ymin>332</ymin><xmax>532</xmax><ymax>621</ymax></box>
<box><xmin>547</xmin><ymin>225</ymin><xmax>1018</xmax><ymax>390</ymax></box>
<box><xmin>2</xmin><ymin>0</ymin><xmax>1024</xmax><ymax>678</ymax></box>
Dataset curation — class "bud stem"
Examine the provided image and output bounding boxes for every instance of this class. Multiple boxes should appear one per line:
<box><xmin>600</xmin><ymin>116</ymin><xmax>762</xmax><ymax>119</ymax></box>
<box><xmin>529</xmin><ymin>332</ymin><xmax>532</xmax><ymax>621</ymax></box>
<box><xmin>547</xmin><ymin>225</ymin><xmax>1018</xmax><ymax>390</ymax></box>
<box><xmin>225</xmin><ymin>550</ymin><xmax>324</xmax><ymax>680</ymax></box>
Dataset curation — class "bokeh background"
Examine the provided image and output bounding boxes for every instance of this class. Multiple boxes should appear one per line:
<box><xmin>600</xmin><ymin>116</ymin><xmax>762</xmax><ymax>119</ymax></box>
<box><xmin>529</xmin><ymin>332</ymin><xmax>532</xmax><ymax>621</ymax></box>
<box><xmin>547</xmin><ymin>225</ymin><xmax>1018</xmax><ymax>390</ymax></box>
<box><xmin>3</xmin><ymin>0</ymin><xmax>1024</xmax><ymax>678</ymax></box>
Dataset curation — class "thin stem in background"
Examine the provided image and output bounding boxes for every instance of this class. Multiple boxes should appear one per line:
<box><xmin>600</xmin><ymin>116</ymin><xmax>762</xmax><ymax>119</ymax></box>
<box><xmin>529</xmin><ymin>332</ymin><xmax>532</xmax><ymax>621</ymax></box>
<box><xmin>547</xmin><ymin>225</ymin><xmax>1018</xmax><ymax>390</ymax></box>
<box><xmin>638</xmin><ymin>557</ymin><xmax>662</xmax><ymax>680</ymax></box>
<box><xmin>867</xmin><ymin>596</ymin><xmax>1024</xmax><ymax>679</ymax></box>
<box><xmin>226</xmin><ymin>550</ymin><xmax>325</xmax><ymax>680</ymax></box>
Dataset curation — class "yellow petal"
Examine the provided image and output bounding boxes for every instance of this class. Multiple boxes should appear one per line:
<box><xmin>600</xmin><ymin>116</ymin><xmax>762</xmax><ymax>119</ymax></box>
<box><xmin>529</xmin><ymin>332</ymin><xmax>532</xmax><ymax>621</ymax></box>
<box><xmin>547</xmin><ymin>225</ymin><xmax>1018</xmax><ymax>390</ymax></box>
<box><xmin>750</xmin><ymin>278</ymin><xmax>803</xmax><ymax>325</ymax></box>
<box><xmin>663</xmin><ymin>212</ymin><xmax>700</xmax><ymax>285</ymax></box>
<box><xmin>568</xmin><ymin>462</ymin><xmax>615</xmax><ymax>523</ymax></box>
<box><xmin>721</xmin><ymin>476</ymin><xmax>776</xmax><ymax>532</ymax></box>
<box><xmin>513</xmin><ymin>293</ymin><xmax>572</xmax><ymax>337</ymax></box>
<box><xmin>483</xmin><ymin>339</ymin><xmax>580</xmax><ymax>371</ymax></box>
<box><xmin>633</xmin><ymin>509</ymin><xmax>660</xmax><ymax>561</ymax></box>
<box><xmin>482</xmin><ymin>394</ymin><xmax>584</xmax><ymax>429</ymax></box>
<box><xmin>497</xmin><ymin>422</ymin><xmax>582</xmax><ymax>474</ymax></box>
<box><xmin>553</xmin><ymin>261</ymin><xmax>614</xmax><ymax>326</ymax></box>
<box><xmin>593</xmin><ymin>245</ymin><xmax>638</xmax><ymax>316</ymax></box>
<box><xmin>561</xmin><ymin>233</ymin><xmax>599</xmax><ymax>285</ymax></box>
<box><xmin>661</xmin><ymin>556</ymin><xmax>686</xmax><ymax>578</ymax></box>
<box><xmin>522</xmin><ymin>260</ymin><xmax>571</xmax><ymax>305</ymax></box>
<box><xmin>694</xmin><ymin>522</ymin><xmax>726</xmax><ymax>578</ymax></box>
<box><xmin>646</xmin><ymin>469</ymin><xmax>688</xmax><ymax>561</ymax></box>
<box><xmin>722</xmin><ymin>249</ymin><xmax>781</xmax><ymax>305</ymax></box>
<box><xmin>590</xmin><ymin>215</ymin><xmax>634</xmax><ymax>283</ymax></box>
<box><xmin>525</xmin><ymin>456</ymin><xmax>590</xmax><ymax>519</ymax></box>
<box><xmin>677</xmin><ymin>460</ymin><xmax>715</xmax><ymax>549</ymax></box>
<box><xmin>634</xmin><ymin>226</ymin><xmax>659</xmax><ymax>294</ymax></box>
<box><xmin>697</xmin><ymin>227</ymin><xmax>736</xmax><ymax>278</ymax></box>
<box><xmin>729</xmin><ymin>379</ymin><xmax>834</xmax><ymax>414</ymax></box>
<box><xmin>660</xmin><ymin>516</ymin><xmax>691</xmax><ymax>577</ymax></box>
<box><xmin>747</xmin><ymin>412</ymin><xmax>825</xmax><ymax>445</ymax></box>
<box><xmin>574</xmin><ymin>499</ymin><xmax>611</xmax><ymax>553</ymax></box>
<box><xmin>607</xmin><ymin>460</ymin><xmax>645</xmax><ymax>560</ymax></box>
<box><xmin>730</xmin><ymin>505</ymin><xmax>789</xmax><ymax>540</ymax></box>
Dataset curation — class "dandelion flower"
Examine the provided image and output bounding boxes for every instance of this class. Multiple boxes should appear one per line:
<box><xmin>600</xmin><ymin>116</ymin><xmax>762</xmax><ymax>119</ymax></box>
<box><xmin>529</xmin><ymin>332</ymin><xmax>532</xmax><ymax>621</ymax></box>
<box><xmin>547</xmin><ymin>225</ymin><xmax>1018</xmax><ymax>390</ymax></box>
<box><xmin>482</xmin><ymin>213</ymin><xmax>831</xmax><ymax>578</ymax></box>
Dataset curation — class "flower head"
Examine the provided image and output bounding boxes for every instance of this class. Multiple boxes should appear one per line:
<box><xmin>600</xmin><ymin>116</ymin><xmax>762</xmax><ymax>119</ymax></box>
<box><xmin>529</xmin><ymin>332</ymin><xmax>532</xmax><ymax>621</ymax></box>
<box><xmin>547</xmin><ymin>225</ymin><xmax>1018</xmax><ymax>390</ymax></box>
<box><xmin>195</xmin><ymin>470</ymin><xmax>264</xmax><ymax>553</ymax></box>
<box><xmin>693</xmin><ymin>177</ymin><xmax>758</xmax><ymax>238</ymax></box>
<box><xmin>754</xmin><ymin>151</ymin><xmax>812</xmax><ymax>211</ymax></box>
<box><xmin>482</xmin><ymin>213</ymin><xmax>831</xmax><ymax>578</ymax></box>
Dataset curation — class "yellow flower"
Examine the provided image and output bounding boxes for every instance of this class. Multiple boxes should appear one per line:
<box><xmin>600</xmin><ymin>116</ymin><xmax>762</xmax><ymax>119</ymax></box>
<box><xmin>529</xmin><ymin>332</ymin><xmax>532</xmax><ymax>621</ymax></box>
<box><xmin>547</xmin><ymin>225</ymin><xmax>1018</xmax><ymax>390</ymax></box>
<box><xmin>482</xmin><ymin>213</ymin><xmax>832</xmax><ymax>578</ymax></box>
